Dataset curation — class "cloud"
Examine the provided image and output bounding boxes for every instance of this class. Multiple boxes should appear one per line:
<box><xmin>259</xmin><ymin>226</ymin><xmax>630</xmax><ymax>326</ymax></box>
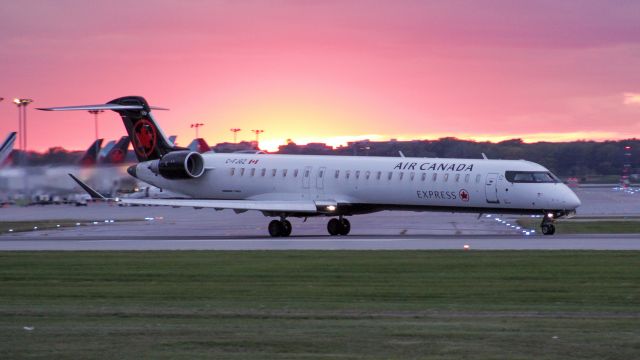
<box><xmin>623</xmin><ymin>93</ymin><xmax>640</xmax><ymax>105</ymax></box>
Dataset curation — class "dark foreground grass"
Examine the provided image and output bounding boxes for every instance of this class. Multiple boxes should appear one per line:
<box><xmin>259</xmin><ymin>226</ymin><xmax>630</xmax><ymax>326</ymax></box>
<box><xmin>0</xmin><ymin>251</ymin><xmax>638</xmax><ymax>359</ymax></box>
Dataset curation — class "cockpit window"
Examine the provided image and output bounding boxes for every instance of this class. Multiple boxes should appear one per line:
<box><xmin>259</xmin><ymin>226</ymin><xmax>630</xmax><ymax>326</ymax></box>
<box><xmin>505</xmin><ymin>171</ymin><xmax>558</xmax><ymax>183</ymax></box>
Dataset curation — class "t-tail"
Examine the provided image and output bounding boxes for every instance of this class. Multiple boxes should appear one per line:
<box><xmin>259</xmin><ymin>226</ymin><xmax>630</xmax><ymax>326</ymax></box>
<box><xmin>38</xmin><ymin>96</ymin><xmax>184</xmax><ymax>162</ymax></box>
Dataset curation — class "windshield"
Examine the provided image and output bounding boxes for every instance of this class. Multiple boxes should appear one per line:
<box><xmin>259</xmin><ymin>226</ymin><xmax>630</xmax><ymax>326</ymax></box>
<box><xmin>505</xmin><ymin>171</ymin><xmax>558</xmax><ymax>183</ymax></box>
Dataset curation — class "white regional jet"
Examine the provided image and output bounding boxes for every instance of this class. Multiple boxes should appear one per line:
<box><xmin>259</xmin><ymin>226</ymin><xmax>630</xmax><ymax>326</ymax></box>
<box><xmin>39</xmin><ymin>96</ymin><xmax>581</xmax><ymax>236</ymax></box>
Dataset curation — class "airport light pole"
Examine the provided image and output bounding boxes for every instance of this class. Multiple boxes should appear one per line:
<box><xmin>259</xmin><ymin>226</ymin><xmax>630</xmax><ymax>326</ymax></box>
<box><xmin>251</xmin><ymin>129</ymin><xmax>264</xmax><ymax>144</ymax></box>
<box><xmin>88</xmin><ymin>110</ymin><xmax>104</xmax><ymax>141</ymax></box>
<box><xmin>230</xmin><ymin>128</ymin><xmax>241</xmax><ymax>143</ymax></box>
<box><xmin>191</xmin><ymin>123</ymin><xmax>204</xmax><ymax>138</ymax></box>
<box><xmin>13</xmin><ymin>98</ymin><xmax>33</xmax><ymax>153</ymax></box>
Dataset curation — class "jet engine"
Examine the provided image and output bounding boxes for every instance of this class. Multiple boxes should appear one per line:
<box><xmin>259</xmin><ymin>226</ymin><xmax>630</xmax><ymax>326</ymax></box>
<box><xmin>151</xmin><ymin>151</ymin><xmax>205</xmax><ymax>179</ymax></box>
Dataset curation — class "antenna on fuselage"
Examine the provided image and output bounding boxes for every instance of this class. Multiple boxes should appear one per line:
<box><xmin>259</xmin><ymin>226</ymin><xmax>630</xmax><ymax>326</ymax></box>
<box><xmin>482</xmin><ymin>153</ymin><xmax>488</xmax><ymax>160</ymax></box>
<box><xmin>398</xmin><ymin>151</ymin><xmax>405</xmax><ymax>158</ymax></box>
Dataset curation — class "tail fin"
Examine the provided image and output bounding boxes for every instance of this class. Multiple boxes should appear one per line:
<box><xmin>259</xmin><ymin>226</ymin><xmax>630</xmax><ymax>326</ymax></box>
<box><xmin>168</xmin><ymin>135</ymin><xmax>177</xmax><ymax>146</ymax></box>
<box><xmin>187</xmin><ymin>138</ymin><xmax>211</xmax><ymax>153</ymax></box>
<box><xmin>98</xmin><ymin>140</ymin><xmax>116</xmax><ymax>162</ymax></box>
<box><xmin>38</xmin><ymin>96</ymin><xmax>183</xmax><ymax>162</ymax></box>
<box><xmin>78</xmin><ymin>138</ymin><xmax>103</xmax><ymax>166</ymax></box>
<box><xmin>106</xmin><ymin>96</ymin><xmax>182</xmax><ymax>161</ymax></box>
<box><xmin>0</xmin><ymin>132</ymin><xmax>17</xmax><ymax>167</ymax></box>
<box><xmin>0</xmin><ymin>131</ymin><xmax>17</xmax><ymax>164</ymax></box>
<box><xmin>102</xmin><ymin>136</ymin><xmax>130</xmax><ymax>164</ymax></box>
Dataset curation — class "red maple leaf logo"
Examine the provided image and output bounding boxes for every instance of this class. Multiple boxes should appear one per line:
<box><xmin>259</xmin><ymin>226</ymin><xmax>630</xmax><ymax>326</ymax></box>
<box><xmin>459</xmin><ymin>189</ymin><xmax>469</xmax><ymax>202</ymax></box>
<box><xmin>133</xmin><ymin>119</ymin><xmax>157</xmax><ymax>157</ymax></box>
<box><xmin>110</xmin><ymin>149</ymin><xmax>125</xmax><ymax>163</ymax></box>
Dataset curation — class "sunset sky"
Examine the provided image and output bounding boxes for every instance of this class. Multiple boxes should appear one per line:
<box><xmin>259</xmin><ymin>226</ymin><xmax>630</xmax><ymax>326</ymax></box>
<box><xmin>1</xmin><ymin>0</ymin><xmax>639</xmax><ymax>152</ymax></box>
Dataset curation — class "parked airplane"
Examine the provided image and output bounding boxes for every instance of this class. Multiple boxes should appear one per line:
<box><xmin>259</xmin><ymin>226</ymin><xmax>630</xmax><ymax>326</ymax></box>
<box><xmin>0</xmin><ymin>132</ymin><xmax>17</xmax><ymax>167</ymax></box>
<box><xmin>40</xmin><ymin>96</ymin><xmax>581</xmax><ymax>236</ymax></box>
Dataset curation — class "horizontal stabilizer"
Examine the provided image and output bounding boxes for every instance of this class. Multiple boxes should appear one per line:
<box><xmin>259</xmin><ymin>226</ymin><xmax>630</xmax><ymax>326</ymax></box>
<box><xmin>37</xmin><ymin>104</ymin><xmax>169</xmax><ymax>111</ymax></box>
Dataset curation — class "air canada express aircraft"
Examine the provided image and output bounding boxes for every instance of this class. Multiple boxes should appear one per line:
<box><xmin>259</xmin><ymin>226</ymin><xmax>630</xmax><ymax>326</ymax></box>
<box><xmin>39</xmin><ymin>96</ymin><xmax>581</xmax><ymax>237</ymax></box>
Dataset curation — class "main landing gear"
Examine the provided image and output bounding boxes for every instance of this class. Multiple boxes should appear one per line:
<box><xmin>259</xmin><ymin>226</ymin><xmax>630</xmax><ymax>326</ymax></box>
<box><xmin>267</xmin><ymin>217</ymin><xmax>352</xmax><ymax>237</ymax></box>
<box><xmin>327</xmin><ymin>217</ymin><xmax>350</xmax><ymax>236</ymax></box>
<box><xmin>268</xmin><ymin>219</ymin><xmax>292</xmax><ymax>237</ymax></box>
<box><xmin>541</xmin><ymin>213</ymin><xmax>556</xmax><ymax>236</ymax></box>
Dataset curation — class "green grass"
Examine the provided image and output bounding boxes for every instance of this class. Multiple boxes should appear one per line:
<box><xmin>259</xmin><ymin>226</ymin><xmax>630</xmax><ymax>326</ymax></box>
<box><xmin>517</xmin><ymin>218</ymin><xmax>640</xmax><ymax>234</ymax></box>
<box><xmin>0</xmin><ymin>251</ymin><xmax>638</xmax><ymax>359</ymax></box>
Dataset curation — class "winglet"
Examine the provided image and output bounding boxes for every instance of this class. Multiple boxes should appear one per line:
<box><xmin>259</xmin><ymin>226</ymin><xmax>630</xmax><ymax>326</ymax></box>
<box><xmin>68</xmin><ymin>174</ymin><xmax>108</xmax><ymax>200</ymax></box>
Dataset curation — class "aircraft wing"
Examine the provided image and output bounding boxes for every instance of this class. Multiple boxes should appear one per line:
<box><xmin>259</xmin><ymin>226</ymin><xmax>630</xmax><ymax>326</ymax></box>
<box><xmin>119</xmin><ymin>198</ymin><xmax>320</xmax><ymax>212</ymax></box>
<box><xmin>69</xmin><ymin>173</ymin><xmax>334</xmax><ymax>213</ymax></box>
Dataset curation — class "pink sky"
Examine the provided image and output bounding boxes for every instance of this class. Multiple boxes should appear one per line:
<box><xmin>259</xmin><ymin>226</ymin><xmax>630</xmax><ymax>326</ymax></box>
<box><xmin>1</xmin><ymin>0</ymin><xmax>639</xmax><ymax>152</ymax></box>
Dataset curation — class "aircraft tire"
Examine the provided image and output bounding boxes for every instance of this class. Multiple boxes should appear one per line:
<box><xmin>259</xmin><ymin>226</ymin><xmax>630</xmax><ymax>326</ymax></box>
<box><xmin>281</xmin><ymin>220</ymin><xmax>292</xmax><ymax>237</ymax></box>
<box><xmin>269</xmin><ymin>220</ymin><xmax>284</xmax><ymax>237</ymax></box>
<box><xmin>338</xmin><ymin>218</ymin><xmax>351</xmax><ymax>235</ymax></box>
<box><xmin>541</xmin><ymin>223</ymin><xmax>555</xmax><ymax>235</ymax></box>
<box><xmin>327</xmin><ymin>218</ymin><xmax>341</xmax><ymax>236</ymax></box>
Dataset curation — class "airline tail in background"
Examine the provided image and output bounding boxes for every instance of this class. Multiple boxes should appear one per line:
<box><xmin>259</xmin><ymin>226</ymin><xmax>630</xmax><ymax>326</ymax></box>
<box><xmin>101</xmin><ymin>136</ymin><xmax>130</xmax><ymax>164</ymax></box>
<box><xmin>78</xmin><ymin>138</ymin><xmax>104</xmax><ymax>166</ymax></box>
<box><xmin>187</xmin><ymin>138</ymin><xmax>211</xmax><ymax>153</ymax></box>
<box><xmin>0</xmin><ymin>132</ymin><xmax>17</xmax><ymax>167</ymax></box>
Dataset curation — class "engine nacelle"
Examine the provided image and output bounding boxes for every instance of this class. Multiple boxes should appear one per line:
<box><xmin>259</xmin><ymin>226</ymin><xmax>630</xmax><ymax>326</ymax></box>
<box><xmin>151</xmin><ymin>151</ymin><xmax>205</xmax><ymax>179</ymax></box>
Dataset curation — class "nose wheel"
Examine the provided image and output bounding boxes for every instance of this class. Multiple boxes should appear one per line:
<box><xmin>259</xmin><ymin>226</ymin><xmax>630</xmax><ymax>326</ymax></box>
<box><xmin>327</xmin><ymin>218</ymin><xmax>350</xmax><ymax>236</ymax></box>
<box><xmin>540</xmin><ymin>214</ymin><xmax>556</xmax><ymax>236</ymax></box>
<box><xmin>268</xmin><ymin>219</ymin><xmax>292</xmax><ymax>237</ymax></box>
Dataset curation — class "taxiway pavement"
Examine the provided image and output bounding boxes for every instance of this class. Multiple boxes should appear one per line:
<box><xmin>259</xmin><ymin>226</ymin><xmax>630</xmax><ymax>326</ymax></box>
<box><xmin>1</xmin><ymin>187</ymin><xmax>638</xmax><ymax>250</ymax></box>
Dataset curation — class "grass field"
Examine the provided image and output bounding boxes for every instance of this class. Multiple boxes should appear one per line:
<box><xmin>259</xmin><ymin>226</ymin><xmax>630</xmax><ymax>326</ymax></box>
<box><xmin>517</xmin><ymin>218</ymin><xmax>640</xmax><ymax>234</ymax></box>
<box><xmin>0</xmin><ymin>251</ymin><xmax>638</xmax><ymax>359</ymax></box>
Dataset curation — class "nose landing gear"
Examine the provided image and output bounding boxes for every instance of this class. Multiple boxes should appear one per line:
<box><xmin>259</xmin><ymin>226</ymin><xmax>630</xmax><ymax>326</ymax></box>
<box><xmin>541</xmin><ymin>214</ymin><xmax>556</xmax><ymax>236</ymax></box>
<box><xmin>327</xmin><ymin>217</ymin><xmax>350</xmax><ymax>236</ymax></box>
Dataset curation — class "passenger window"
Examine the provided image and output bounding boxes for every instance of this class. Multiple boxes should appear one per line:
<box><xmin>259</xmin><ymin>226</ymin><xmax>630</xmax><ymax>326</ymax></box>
<box><xmin>355</xmin><ymin>170</ymin><xmax>360</xmax><ymax>179</ymax></box>
<box><xmin>387</xmin><ymin>172</ymin><xmax>393</xmax><ymax>180</ymax></box>
<box><xmin>271</xmin><ymin>169</ymin><xmax>277</xmax><ymax>177</ymax></box>
<box><xmin>465</xmin><ymin>174</ymin><xmax>470</xmax><ymax>183</ymax></box>
<box><xmin>230</xmin><ymin>168</ymin><xmax>235</xmax><ymax>176</ymax></box>
<box><xmin>319</xmin><ymin>170</ymin><xmax>323</xmax><ymax>178</ymax></box>
<box><xmin>444</xmin><ymin>174</ymin><xmax>449</xmax><ymax>182</ymax></box>
<box><xmin>240</xmin><ymin>168</ymin><xmax>245</xmax><ymax>176</ymax></box>
<box><xmin>346</xmin><ymin>170</ymin><xmax>350</xmax><ymax>179</ymax></box>
<box><xmin>365</xmin><ymin>171</ymin><xmax>371</xmax><ymax>180</ymax></box>
<box><xmin>421</xmin><ymin>173</ymin><xmax>426</xmax><ymax>181</ymax></box>
<box><xmin>399</xmin><ymin>172</ymin><xmax>404</xmax><ymax>180</ymax></box>
<box><xmin>304</xmin><ymin>169</ymin><xmax>310</xmax><ymax>177</ymax></box>
<box><xmin>335</xmin><ymin>170</ymin><xmax>340</xmax><ymax>179</ymax></box>
<box><xmin>432</xmin><ymin>173</ymin><xmax>437</xmax><ymax>181</ymax></box>
<box><xmin>455</xmin><ymin>174</ymin><xmax>460</xmax><ymax>182</ymax></box>
<box><xmin>410</xmin><ymin>172</ymin><xmax>415</xmax><ymax>181</ymax></box>
<box><xmin>282</xmin><ymin>169</ymin><xmax>288</xmax><ymax>177</ymax></box>
<box><xmin>475</xmin><ymin>174</ymin><xmax>481</xmax><ymax>183</ymax></box>
<box><xmin>250</xmin><ymin>168</ymin><xmax>256</xmax><ymax>177</ymax></box>
<box><xmin>261</xmin><ymin>168</ymin><xmax>266</xmax><ymax>177</ymax></box>
<box><xmin>294</xmin><ymin>169</ymin><xmax>299</xmax><ymax>177</ymax></box>
<box><xmin>376</xmin><ymin>171</ymin><xmax>381</xmax><ymax>180</ymax></box>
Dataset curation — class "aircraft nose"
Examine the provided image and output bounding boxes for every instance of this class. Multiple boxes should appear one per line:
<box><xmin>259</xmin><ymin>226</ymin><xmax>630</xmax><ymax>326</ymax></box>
<box><xmin>127</xmin><ymin>165</ymin><xmax>137</xmax><ymax>178</ymax></box>
<box><xmin>565</xmin><ymin>188</ymin><xmax>581</xmax><ymax>209</ymax></box>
